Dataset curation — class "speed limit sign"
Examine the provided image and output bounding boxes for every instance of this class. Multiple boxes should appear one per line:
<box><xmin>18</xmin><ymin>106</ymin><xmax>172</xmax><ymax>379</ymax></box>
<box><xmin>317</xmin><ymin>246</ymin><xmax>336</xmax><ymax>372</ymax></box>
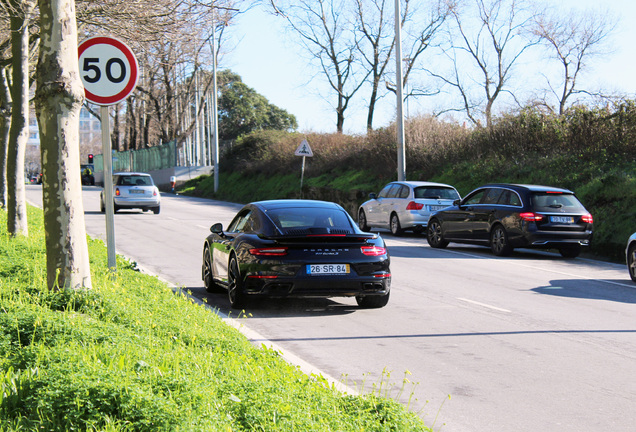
<box><xmin>78</xmin><ymin>36</ymin><xmax>138</xmax><ymax>106</ymax></box>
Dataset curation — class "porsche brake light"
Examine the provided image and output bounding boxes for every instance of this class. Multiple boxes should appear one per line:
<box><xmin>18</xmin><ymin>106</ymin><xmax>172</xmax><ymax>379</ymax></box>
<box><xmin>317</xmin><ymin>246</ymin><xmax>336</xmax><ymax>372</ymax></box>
<box><xmin>249</xmin><ymin>247</ymin><xmax>288</xmax><ymax>256</ymax></box>
<box><xmin>374</xmin><ymin>273</ymin><xmax>391</xmax><ymax>278</ymax></box>
<box><xmin>406</xmin><ymin>201</ymin><xmax>424</xmax><ymax>210</ymax></box>
<box><xmin>519</xmin><ymin>212</ymin><xmax>543</xmax><ymax>222</ymax></box>
<box><xmin>581</xmin><ymin>214</ymin><xmax>593</xmax><ymax>224</ymax></box>
<box><xmin>361</xmin><ymin>245</ymin><xmax>387</xmax><ymax>256</ymax></box>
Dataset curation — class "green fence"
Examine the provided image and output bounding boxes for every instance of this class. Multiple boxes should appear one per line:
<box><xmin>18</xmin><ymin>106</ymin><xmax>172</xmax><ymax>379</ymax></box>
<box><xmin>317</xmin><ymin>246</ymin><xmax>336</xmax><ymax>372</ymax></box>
<box><xmin>94</xmin><ymin>141</ymin><xmax>177</xmax><ymax>173</ymax></box>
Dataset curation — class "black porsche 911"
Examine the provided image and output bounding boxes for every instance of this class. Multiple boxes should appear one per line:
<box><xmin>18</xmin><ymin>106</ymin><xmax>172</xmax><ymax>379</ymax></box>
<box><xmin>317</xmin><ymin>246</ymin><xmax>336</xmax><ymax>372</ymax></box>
<box><xmin>202</xmin><ymin>199</ymin><xmax>391</xmax><ymax>309</ymax></box>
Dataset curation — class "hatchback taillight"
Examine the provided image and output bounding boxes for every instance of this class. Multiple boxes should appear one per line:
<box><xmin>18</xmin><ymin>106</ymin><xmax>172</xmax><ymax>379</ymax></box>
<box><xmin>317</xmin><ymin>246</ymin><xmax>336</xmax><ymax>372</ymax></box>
<box><xmin>406</xmin><ymin>201</ymin><xmax>424</xmax><ymax>210</ymax></box>
<box><xmin>581</xmin><ymin>214</ymin><xmax>593</xmax><ymax>224</ymax></box>
<box><xmin>519</xmin><ymin>212</ymin><xmax>544</xmax><ymax>222</ymax></box>
<box><xmin>153</xmin><ymin>189</ymin><xmax>158</xmax><ymax>196</ymax></box>
<box><xmin>361</xmin><ymin>245</ymin><xmax>387</xmax><ymax>256</ymax></box>
<box><xmin>115</xmin><ymin>188</ymin><xmax>120</xmax><ymax>196</ymax></box>
<box><xmin>249</xmin><ymin>247</ymin><xmax>288</xmax><ymax>256</ymax></box>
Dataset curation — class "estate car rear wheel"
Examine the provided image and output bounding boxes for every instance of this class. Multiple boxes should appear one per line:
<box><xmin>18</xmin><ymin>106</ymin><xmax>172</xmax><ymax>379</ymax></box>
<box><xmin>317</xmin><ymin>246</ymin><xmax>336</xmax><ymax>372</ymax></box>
<box><xmin>628</xmin><ymin>244</ymin><xmax>636</xmax><ymax>282</ymax></box>
<box><xmin>427</xmin><ymin>219</ymin><xmax>448</xmax><ymax>248</ymax></box>
<box><xmin>490</xmin><ymin>225</ymin><xmax>513</xmax><ymax>256</ymax></box>
<box><xmin>358</xmin><ymin>209</ymin><xmax>370</xmax><ymax>231</ymax></box>
<box><xmin>390</xmin><ymin>213</ymin><xmax>403</xmax><ymax>236</ymax></box>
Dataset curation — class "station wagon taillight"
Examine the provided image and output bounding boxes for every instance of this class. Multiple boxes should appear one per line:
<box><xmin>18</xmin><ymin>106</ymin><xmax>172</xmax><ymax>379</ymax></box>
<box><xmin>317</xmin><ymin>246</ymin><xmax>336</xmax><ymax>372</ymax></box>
<box><xmin>249</xmin><ymin>247</ymin><xmax>288</xmax><ymax>256</ymax></box>
<box><xmin>361</xmin><ymin>245</ymin><xmax>387</xmax><ymax>256</ymax></box>
<box><xmin>581</xmin><ymin>214</ymin><xmax>593</xmax><ymax>224</ymax></box>
<box><xmin>519</xmin><ymin>212</ymin><xmax>544</xmax><ymax>222</ymax></box>
<box><xmin>406</xmin><ymin>201</ymin><xmax>424</xmax><ymax>210</ymax></box>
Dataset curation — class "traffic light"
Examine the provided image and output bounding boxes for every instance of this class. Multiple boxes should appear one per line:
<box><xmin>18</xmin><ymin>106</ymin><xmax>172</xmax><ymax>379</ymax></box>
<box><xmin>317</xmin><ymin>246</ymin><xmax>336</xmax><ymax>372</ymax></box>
<box><xmin>88</xmin><ymin>154</ymin><xmax>93</xmax><ymax>164</ymax></box>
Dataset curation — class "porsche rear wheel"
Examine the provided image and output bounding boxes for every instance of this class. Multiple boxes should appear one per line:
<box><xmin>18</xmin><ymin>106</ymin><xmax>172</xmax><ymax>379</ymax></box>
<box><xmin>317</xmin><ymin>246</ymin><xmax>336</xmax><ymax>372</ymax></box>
<box><xmin>228</xmin><ymin>256</ymin><xmax>247</xmax><ymax>309</ymax></box>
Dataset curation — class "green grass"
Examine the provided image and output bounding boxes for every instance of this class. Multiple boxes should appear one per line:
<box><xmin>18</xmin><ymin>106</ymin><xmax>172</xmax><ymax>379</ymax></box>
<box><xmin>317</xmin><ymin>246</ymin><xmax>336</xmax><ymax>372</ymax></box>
<box><xmin>0</xmin><ymin>206</ymin><xmax>430</xmax><ymax>431</ymax></box>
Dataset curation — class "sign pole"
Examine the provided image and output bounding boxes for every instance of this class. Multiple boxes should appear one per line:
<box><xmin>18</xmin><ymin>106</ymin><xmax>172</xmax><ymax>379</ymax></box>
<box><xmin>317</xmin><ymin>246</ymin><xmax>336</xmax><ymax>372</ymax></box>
<box><xmin>300</xmin><ymin>156</ymin><xmax>306</xmax><ymax>198</ymax></box>
<box><xmin>101</xmin><ymin>105</ymin><xmax>116</xmax><ymax>269</ymax></box>
<box><xmin>79</xmin><ymin>36</ymin><xmax>139</xmax><ymax>272</ymax></box>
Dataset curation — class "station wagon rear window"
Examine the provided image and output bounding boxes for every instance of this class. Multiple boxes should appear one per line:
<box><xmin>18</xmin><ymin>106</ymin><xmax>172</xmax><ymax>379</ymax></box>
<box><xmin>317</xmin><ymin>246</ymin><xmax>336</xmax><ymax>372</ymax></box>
<box><xmin>531</xmin><ymin>193</ymin><xmax>586</xmax><ymax>212</ymax></box>
<box><xmin>414</xmin><ymin>186</ymin><xmax>460</xmax><ymax>200</ymax></box>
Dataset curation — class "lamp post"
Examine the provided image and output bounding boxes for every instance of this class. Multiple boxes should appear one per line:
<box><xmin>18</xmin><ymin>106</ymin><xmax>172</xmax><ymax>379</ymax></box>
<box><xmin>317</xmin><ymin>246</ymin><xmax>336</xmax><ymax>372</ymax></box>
<box><xmin>394</xmin><ymin>0</ymin><xmax>406</xmax><ymax>181</ymax></box>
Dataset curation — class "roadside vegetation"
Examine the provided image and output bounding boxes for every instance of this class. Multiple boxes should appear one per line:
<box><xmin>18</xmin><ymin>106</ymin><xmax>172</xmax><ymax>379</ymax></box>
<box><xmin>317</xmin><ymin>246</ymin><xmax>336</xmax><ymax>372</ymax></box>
<box><xmin>0</xmin><ymin>206</ymin><xmax>430</xmax><ymax>431</ymax></box>
<box><xmin>181</xmin><ymin>103</ymin><xmax>636</xmax><ymax>262</ymax></box>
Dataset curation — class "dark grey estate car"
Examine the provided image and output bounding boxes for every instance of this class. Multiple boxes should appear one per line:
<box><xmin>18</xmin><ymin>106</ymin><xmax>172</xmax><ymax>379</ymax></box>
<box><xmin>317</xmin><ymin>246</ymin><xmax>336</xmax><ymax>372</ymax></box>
<box><xmin>427</xmin><ymin>184</ymin><xmax>593</xmax><ymax>258</ymax></box>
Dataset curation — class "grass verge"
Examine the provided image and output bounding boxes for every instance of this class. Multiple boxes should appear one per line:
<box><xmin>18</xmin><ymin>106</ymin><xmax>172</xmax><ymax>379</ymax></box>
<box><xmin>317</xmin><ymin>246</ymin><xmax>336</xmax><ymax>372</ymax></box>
<box><xmin>0</xmin><ymin>206</ymin><xmax>430</xmax><ymax>431</ymax></box>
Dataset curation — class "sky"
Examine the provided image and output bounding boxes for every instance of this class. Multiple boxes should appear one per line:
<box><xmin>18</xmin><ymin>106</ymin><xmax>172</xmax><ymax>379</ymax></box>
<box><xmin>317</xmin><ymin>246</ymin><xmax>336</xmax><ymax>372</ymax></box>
<box><xmin>224</xmin><ymin>1</ymin><xmax>636</xmax><ymax>135</ymax></box>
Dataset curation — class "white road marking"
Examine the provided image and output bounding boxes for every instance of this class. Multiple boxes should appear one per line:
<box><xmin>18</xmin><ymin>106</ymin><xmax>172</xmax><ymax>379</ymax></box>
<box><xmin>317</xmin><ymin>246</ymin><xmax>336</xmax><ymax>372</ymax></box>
<box><xmin>457</xmin><ymin>297</ymin><xmax>511</xmax><ymax>313</ymax></box>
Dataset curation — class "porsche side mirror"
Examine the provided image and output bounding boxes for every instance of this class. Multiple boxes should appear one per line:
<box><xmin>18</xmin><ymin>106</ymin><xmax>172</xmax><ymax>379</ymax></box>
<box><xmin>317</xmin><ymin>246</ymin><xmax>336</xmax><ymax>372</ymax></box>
<box><xmin>210</xmin><ymin>223</ymin><xmax>223</xmax><ymax>234</ymax></box>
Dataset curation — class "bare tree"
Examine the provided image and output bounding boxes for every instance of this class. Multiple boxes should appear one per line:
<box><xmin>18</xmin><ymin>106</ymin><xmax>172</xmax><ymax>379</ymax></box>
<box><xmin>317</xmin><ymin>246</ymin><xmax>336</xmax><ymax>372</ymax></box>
<box><xmin>433</xmin><ymin>0</ymin><xmax>536</xmax><ymax>128</ymax></box>
<box><xmin>35</xmin><ymin>0</ymin><xmax>91</xmax><ymax>289</ymax></box>
<box><xmin>354</xmin><ymin>0</ymin><xmax>394</xmax><ymax>131</ymax></box>
<box><xmin>0</xmin><ymin>61</ymin><xmax>10</xmax><ymax>209</ymax></box>
<box><xmin>2</xmin><ymin>0</ymin><xmax>36</xmax><ymax>236</ymax></box>
<box><xmin>270</xmin><ymin>0</ymin><xmax>368</xmax><ymax>133</ymax></box>
<box><xmin>531</xmin><ymin>8</ymin><xmax>616</xmax><ymax>115</ymax></box>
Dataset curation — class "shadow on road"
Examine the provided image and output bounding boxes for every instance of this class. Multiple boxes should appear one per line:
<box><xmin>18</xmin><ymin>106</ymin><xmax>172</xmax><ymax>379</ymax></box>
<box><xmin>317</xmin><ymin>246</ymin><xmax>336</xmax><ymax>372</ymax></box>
<box><xmin>533</xmin><ymin>279</ymin><xmax>636</xmax><ymax>303</ymax></box>
<box><xmin>185</xmin><ymin>286</ymin><xmax>359</xmax><ymax>318</ymax></box>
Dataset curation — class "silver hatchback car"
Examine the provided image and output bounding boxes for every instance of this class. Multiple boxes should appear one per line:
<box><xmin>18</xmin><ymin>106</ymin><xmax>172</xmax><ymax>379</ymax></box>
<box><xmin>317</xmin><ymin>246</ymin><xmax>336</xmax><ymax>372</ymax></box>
<box><xmin>358</xmin><ymin>181</ymin><xmax>460</xmax><ymax>235</ymax></box>
<box><xmin>100</xmin><ymin>172</ymin><xmax>161</xmax><ymax>214</ymax></box>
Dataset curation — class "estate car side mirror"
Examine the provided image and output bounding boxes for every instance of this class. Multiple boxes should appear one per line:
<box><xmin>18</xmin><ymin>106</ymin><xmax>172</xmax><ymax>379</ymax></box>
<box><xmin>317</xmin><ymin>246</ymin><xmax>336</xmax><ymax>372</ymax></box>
<box><xmin>210</xmin><ymin>223</ymin><xmax>223</xmax><ymax>234</ymax></box>
<box><xmin>453</xmin><ymin>199</ymin><xmax>461</xmax><ymax>207</ymax></box>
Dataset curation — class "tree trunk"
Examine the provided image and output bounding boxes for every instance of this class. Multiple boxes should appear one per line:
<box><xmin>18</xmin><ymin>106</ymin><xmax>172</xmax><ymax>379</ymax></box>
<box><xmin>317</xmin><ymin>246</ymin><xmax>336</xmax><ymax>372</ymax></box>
<box><xmin>7</xmin><ymin>8</ymin><xmax>32</xmax><ymax>236</ymax></box>
<box><xmin>35</xmin><ymin>0</ymin><xmax>92</xmax><ymax>289</ymax></box>
<box><xmin>0</xmin><ymin>66</ymin><xmax>10</xmax><ymax>209</ymax></box>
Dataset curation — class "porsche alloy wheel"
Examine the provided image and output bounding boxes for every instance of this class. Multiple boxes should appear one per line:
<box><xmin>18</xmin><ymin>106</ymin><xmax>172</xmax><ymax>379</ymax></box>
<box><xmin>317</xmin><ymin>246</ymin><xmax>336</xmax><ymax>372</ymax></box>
<box><xmin>228</xmin><ymin>256</ymin><xmax>247</xmax><ymax>309</ymax></box>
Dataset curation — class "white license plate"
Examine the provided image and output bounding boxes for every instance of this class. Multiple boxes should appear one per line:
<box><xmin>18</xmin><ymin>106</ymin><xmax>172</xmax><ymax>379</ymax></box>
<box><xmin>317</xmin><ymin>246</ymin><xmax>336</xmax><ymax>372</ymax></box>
<box><xmin>550</xmin><ymin>216</ymin><xmax>574</xmax><ymax>224</ymax></box>
<box><xmin>429</xmin><ymin>205</ymin><xmax>447</xmax><ymax>211</ymax></box>
<box><xmin>307</xmin><ymin>264</ymin><xmax>350</xmax><ymax>275</ymax></box>
<box><xmin>130</xmin><ymin>190</ymin><xmax>145</xmax><ymax>194</ymax></box>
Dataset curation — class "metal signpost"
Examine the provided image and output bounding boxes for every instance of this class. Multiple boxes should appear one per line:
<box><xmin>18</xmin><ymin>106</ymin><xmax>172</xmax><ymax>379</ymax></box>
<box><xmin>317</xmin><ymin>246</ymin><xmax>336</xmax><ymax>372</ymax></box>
<box><xmin>295</xmin><ymin>139</ymin><xmax>313</xmax><ymax>198</ymax></box>
<box><xmin>79</xmin><ymin>36</ymin><xmax>139</xmax><ymax>270</ymax></box>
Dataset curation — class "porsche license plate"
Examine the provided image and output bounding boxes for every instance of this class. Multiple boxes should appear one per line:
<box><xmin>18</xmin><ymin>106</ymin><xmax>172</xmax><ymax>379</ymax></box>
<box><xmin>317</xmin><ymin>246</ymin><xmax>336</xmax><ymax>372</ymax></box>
<box><xmin>307</xmin><ymin>264</ymin><xmax>350</xmax><ymax>275</ymax></box>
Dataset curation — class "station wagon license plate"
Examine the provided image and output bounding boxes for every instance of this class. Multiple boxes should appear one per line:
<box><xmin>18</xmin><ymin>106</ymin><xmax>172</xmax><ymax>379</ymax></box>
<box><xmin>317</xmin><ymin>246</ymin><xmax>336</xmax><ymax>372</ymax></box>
<box><xmin>429</xmin><ymin>205</ymin><xmax>447</xmax><ymax>211</ymax></box>
<box><xmin>307</xmin><ymin>264</ymin><xmax>350</xmax><ymax>275</ymax></box>
<box><xmin>550</xmin><ymin>216</ymin><xmax>574</xmax><ymax>224</ymax></box>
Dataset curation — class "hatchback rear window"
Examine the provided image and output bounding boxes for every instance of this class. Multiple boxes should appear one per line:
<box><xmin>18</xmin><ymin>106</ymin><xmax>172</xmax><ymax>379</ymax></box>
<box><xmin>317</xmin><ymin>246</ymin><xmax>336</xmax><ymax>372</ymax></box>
<box><xmin>118</xmin><ymin>176</ymin><xmax>152</xmax><ymax>186</ymax></box>
<box><xmin>414</xmin><ymin>186</ymin><xmax>460</xmax><ymax>200</ymax></box>
<box><xmin>531</xmin><ymin>193</ymin><xmax>586</xmax><ymax>212</ymax></box>
<box><xmin>267</xmin><ymin>208</ymin><xmax>354</xmax><ymax>232</ymax></box>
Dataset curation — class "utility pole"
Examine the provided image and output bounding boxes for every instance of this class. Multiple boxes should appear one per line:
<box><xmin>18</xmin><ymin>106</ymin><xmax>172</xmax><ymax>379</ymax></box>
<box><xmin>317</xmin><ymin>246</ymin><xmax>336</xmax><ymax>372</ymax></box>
<box><xmin>394</xmin><ymin>0</ymin><xmax>406</xmax><ymax>181</ymax></box>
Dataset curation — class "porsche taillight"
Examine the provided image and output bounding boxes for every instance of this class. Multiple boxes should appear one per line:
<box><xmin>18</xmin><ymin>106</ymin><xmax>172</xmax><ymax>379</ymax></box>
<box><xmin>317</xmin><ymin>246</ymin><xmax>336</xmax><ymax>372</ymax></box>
<box><xmin>249</xmin><ymin>247</ymin><xmax>288</xmax><ymax>256</ymax></box>
<box><xmin>361</xmin><ymin>245</ymin><xmax>387</xmax><ymax>256</ymax></box>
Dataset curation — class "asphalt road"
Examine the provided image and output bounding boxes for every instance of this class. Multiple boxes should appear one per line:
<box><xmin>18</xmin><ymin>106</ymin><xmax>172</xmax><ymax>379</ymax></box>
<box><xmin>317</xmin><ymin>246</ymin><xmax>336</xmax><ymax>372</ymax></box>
<box><xmin>25</xmin><ymin>185</ymin><xmax>636</xmax><ymax>432</ymax></box>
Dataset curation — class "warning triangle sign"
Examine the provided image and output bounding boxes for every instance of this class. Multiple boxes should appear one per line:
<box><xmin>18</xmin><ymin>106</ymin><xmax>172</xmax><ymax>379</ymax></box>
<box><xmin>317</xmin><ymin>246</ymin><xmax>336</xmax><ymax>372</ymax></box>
<box><xmin>295</xmin><ymin>139</ymin><xmax>313</xmax><ymax>157</ymax></box>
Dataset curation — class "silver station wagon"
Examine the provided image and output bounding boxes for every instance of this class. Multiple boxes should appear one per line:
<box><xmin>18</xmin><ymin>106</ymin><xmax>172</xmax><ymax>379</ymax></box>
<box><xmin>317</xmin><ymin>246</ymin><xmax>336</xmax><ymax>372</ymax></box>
<box><xmin>358</xmin><ymin>181</ymin><xmax>460</xmax><ymax>235</ymax></box>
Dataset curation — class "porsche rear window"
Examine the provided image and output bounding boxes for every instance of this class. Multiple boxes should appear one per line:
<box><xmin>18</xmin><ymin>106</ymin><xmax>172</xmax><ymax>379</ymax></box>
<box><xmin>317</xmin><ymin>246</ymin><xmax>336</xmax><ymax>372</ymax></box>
<box><xmin>267</xmin><ymin>208</ymin><xmax>354</xmax><ymax>232</ymax></box>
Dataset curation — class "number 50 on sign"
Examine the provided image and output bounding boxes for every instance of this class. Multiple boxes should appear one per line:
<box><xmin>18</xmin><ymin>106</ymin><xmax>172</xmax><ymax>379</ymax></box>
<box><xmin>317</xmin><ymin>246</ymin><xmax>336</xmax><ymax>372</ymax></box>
<box><xmin>78</xmin><ymin>36</ymin><xmax>139</xmax><ymax>106</ymax></box>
